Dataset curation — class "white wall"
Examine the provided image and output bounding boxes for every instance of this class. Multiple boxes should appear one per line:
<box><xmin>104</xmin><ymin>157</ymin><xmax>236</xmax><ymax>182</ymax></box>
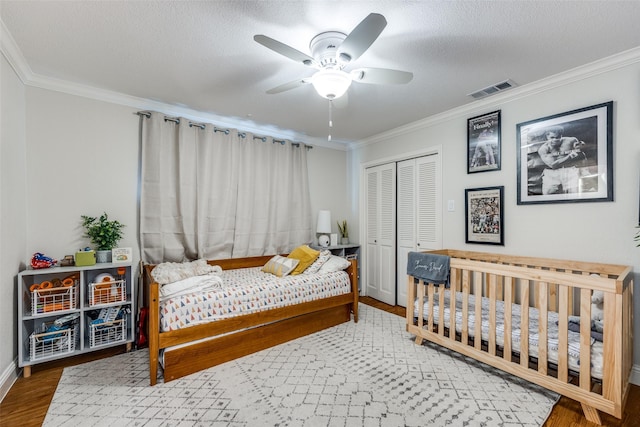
<box><xmin>0</xmin><ymin>53</ymin><xmax>27</xmax><ymax>400</ymax></box>
<box><xmin>351</xmin><ymin>58</ymin><xmax>640</xmax><ymax>370</ymax></box>
<box><xmin>24</xmin><ymin>88</ymin><xmax>140</xmax><ymax>266</ymax></box>
<box><xmin>307</xmin><ymin>146</ymin><xmax>350</xmax><ymax>242</ymax></box>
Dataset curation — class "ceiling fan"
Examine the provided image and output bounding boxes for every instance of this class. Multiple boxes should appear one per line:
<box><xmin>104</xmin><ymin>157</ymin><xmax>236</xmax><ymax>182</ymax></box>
<box><xmin>254</xmin><ymin>13</ymin><xmax>413</xmax><ymax>100</ymax></box>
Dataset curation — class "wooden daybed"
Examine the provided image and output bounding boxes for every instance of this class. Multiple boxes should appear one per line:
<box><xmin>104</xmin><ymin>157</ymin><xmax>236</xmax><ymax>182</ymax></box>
<box><xmin>407</xmin><ymin>249</ymin><xmax>633</xmax><ymax>425</ymax></box>
<box><xmin>144</xmin><ymin>255</ymin><xmax>359</xmax><ymax>385</ymax></box>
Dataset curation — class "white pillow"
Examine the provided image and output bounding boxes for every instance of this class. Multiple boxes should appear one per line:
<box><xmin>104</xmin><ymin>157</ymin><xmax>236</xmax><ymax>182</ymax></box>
<box><xmin>317</xmin><ymin>255</ymin><xmax>351</xmax><ymax>273</ymax></box>
<box><xmin>303</xmin><ymin>250</ymin><xmax>332</xmax><ymax>274</ymax></box>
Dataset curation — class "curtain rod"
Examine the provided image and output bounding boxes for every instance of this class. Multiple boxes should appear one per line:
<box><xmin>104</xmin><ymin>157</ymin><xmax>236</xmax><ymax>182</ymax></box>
<box><xmin>136</xmin><ymin>111</ymin><xmax>311</xmax><ymax>149</ymax></box>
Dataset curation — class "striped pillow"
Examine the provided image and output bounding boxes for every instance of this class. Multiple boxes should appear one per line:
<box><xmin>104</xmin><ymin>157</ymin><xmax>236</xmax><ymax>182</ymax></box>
<box><xmin>261</xmin><ymin>255</ymin><xmax>299</xmax><ymax>277</ymax></box>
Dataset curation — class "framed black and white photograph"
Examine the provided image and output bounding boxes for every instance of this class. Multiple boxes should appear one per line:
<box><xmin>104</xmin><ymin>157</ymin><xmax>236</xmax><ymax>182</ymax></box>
<box><xmin>465</xmin><ymin>186</ymin><xmax>504</xmax><ymax>245</ymax></box>
<box><xmin>467</xmin><ymin>110</ymin><xmax>501</xmax><ymax>173</ymax></box>
<box><xmin>517</xmin><ymin>101</ymin><xmax>613</xmax><ymax>205</ymax></box>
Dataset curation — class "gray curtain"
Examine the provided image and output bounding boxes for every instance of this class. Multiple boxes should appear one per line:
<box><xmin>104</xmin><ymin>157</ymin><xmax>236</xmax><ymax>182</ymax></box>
<box><xmin>139</xmin><ymin>112</ymin><xmax>313</xmax><ymax>263</ymax></box>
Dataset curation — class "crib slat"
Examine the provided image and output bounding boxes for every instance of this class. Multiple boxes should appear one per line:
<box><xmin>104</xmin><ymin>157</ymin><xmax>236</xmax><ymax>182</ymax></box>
<box><xmin>503</xmin><ymin>277</ymin><xmax>513</xmax><ymax>361</ymax></box>
<box><xmin>538</xmin><ymin>281</ymin><xmax>548</xmax><ymax>375</ymax></box>
<box><xmin>489</xmin><ymin>274</ymin><xmax>497</xmax><ymax>356</ymax></box>
<box><xmin>602</xmin><ymin>291</ymin><xmax>620</xmax><ymax>406</ymax></box>
<box><xmin>427</xmin><ymin>282</ymin><xmax>435</xmax><ymax>332</ymax></box>
<box><xmin>558</xmin><ymin>284</ymin><xmax>569</xmax><ymax>382</ymax></box>
<box><xmin>579</xmin><ymin>288</ymin><xmax>592</xmax><ymax>387</ymax></box>
<box><xmin>407</xmin><ymin>275</ymin><xmax>415</xmax><ymax>327</ymax></box>
<box><xmin>520</xmin><ymin>280</ymin><xmax>530</xmax><ymax>368</ymax></box>
<box><xmin>415</xmin><ymin>279</ymin><xmax>425</xmax><ymax>345</ymax></box>
<box><xmin>548</xmin><ymin>268</ymin><xmax>558</xmax><ymax>312</ymax></box>
<box><xmin>438</xmin><ymin>283</ymin><xmax>445</xmax><ymax>336</ymax></box>
<box><xmin>450</xmin><ymin>268</ymin><xmax>458</xmax><ymax>341</ymax></box>
<box><xmin>474</xmin><ymin>271</ymin><xmax>482</xmax><ymax>350</ymax></box>
<box><xmin>462</xmin><ymin>270</ymin><xmax>470</xmax><ymax>344</ymax></box>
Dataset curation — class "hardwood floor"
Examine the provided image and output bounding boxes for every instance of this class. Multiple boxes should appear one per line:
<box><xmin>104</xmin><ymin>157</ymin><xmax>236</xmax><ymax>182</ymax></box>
<box><xmin>1</xmin><ymin>298</ymin><xmax>638</xmax><ymax>426</ymax></box>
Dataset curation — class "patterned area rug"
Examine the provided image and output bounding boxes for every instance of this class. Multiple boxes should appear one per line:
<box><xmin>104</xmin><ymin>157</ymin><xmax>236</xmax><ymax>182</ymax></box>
<box><xmin>44</xmin><ymin>304</ymin><xmax>558</xmax><ymax>426</ymax></box>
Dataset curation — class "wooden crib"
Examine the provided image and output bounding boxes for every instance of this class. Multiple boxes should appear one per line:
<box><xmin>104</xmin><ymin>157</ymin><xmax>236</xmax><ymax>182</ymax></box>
<box><xmin>406</xmin><ymin>249</ymin><xmax>633</xmax><ymax>425</ymax></box>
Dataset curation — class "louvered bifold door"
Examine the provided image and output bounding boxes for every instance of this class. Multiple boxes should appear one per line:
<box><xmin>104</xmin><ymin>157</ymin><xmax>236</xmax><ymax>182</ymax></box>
<box><xmin>396</xmin><ymin>159</ymin><xmax>416</xmax><ymax>307</ymax></box>
<box><xmin>415</xmin><ymin>155</ymin><xmax>441</xmax><ymax>250</ymax></box>
<box><xmin>365</xmin><ymin>163</ymin><xmax>396</xmax><ymax>305</ymax></box>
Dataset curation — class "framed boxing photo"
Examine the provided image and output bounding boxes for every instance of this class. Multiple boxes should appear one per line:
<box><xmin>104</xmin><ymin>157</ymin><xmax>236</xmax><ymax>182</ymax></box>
<box><xmin>516</xmin><ymin>101</ymin><xmax>613</xmax><ymax>205</ymax></box>
<box><xmin>465</xmin><ymin>186</ymin><xmax>504</xmax><ymax>245</ymax></box>
<box><xmin>467</xmin><ymin>110</ymin><xmax>501</xmax><ymax>174</ymax></box>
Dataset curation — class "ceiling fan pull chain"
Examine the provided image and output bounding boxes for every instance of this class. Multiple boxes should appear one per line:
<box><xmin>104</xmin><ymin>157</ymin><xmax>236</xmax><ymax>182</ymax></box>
<box><xmin>328</xmin><ymin>100</ymin><xmax>333</xmax><ymax>141</ymax></box>
<box><xmin>329</xmin><ymin>100</ymin><xmax>333</xmax><ymax>128</ymax></box>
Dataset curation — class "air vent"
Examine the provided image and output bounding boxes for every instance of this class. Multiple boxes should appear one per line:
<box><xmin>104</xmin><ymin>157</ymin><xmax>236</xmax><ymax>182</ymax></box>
<box><xmin>468</xmin><ymin>79</ymin><xmax>517</xmax><ymax>99</ymax></box>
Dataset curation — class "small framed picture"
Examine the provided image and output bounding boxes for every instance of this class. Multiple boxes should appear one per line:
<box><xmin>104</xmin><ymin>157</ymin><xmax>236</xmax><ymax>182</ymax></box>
<box><xmin>465</xmin><ymin>186</ymin><xmax>504</xmax><ymax>245</ymax></box>
<box><xmin>516</xmin><ymin>101</ymin><xmax>613</xmax><ymax>205</ymax></box>
<box><xmin>467</xmin><ymin>110</ymin><xmax>501</xmax><ymax>173</ymax></box>
<box><xmin>111</xmin><ymin>247</ymin><xmax>132</xmax><ymax>264</ymax></box>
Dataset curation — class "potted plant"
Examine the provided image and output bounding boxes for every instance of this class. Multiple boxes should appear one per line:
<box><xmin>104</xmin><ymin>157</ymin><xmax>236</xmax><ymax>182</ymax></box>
<box><xmin>337</xmin><ymin>220</ymin><xmax>349</xmax><ymax>245</ymax></box>
<box><xmin>81</xmin><ymin>212</ymin><xmax>125</xmax><ymax>263</ymax></box>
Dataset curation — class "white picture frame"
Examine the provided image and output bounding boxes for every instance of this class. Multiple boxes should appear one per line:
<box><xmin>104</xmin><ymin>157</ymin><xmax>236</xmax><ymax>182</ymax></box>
<box><xmin>111</xmin><ymin>247</ymin><xmax>132</xmax><ymax>264</ymax></box>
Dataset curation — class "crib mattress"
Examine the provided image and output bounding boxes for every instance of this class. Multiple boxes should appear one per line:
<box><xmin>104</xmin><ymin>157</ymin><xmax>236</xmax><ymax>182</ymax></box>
<box><xmin>161</xmin><ymin>267</ymin><xmax>351</xmax><ymax>332</ymax></box>
<box><xmin>414</xmin><ymin>289</ymin><xmax>604</xmax><ymax>379</ymax></box>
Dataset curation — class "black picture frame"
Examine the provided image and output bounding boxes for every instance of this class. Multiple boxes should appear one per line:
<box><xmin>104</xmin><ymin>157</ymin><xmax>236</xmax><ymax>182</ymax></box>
<box><xmin>465</xmin><ymin>186</ymin><xmax>504</xmax><ymax>245</ymax></box>
<box><xmin>467</xmin><ymin>110</ymin><xmax>501</xmax><ymax>173</ymax></box>
<box><xmin>516</xmin><ymin>101</ymin><xmax>613</xmax><ymax>205</ymax></box>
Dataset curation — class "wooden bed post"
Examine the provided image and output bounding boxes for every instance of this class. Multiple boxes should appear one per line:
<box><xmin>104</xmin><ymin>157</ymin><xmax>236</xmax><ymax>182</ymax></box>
<box><xmin>147</xmin><ymin>268</ymin><xmax>160</xmax><ymax>386</ymax></box>
<box><xmin>348</xmin><ymin>259</ymin><xmax>359</xmax><ymax>322</ymax></box>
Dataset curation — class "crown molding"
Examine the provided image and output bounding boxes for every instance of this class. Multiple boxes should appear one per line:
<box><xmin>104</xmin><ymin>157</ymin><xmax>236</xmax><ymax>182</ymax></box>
<box><xmin>351</xmin><ymin>46</ymin><xmax>640</xmax><ymax>150</ymax></box>
<box><xmin>0</xmin><ymin>19</ymin><xmax>347</xmax><ymax>151</ymax></box>
<box><xmin>3</xmin><ymin>17</ymin><xmax>638</xmax><ymax>153</ymax></box>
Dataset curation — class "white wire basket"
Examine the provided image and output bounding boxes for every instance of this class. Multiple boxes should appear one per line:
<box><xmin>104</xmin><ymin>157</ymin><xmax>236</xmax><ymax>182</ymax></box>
<box><xmin>88</xmin><ymin>318</ymin><xmax>127</xmax><ymax>348</ymax></box>
<box><xmin>88</xmin><ymin>279</ymin><xmax>126</xmax><ymax>306</ymax></box>
<box><xmin>31</xmin><ymin>286</ymin><xmax>76</xmax><ymax>315</ymax></box>
<box><xmin>29</xmin><ymin>321</ymin><xmax>78</xmax><ymax>361</ymax></box>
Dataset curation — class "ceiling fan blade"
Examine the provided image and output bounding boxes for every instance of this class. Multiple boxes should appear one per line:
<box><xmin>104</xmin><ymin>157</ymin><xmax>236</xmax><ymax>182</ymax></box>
<box><xmin>351</xmin><ymin>67</ymin><xmax>413</xmax><ymax>85</ymax></box>
<box><xmin>254</xmin><ymin>35</ymin><xmax>318</xmax><ymax>67</ymax></box>
<box><xmin>266</xmin><ymin>78</ymin><xmax>312</xmax><ymax>94</ymax></box>
<box><xmin>337</xmin><ymin>13</ymin><xmax>387</xmax><ymax>64</ymax></box>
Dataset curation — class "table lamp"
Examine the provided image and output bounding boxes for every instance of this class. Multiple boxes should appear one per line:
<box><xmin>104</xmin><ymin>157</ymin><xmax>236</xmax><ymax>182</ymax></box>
<box><xmin>316</xmin><ymin>210</ymin><xmax>332</xmax><ymax>248</ymax></box>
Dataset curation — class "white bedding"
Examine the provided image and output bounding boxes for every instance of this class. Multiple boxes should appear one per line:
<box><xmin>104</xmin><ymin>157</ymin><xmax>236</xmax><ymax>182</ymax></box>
<box><xmin>159</xmin><ymin>274</ymin><xmax>223</xmax><ymax>300</ymax></box>
<box><xmin>160</xmin><ymin>267</ymin><xmax>352</xmax><ymax>332</ymax></box>
<box><xmin>413</xmin><ymin>289</ymin><xmax>604</xmax><ymax>379</ymax></box>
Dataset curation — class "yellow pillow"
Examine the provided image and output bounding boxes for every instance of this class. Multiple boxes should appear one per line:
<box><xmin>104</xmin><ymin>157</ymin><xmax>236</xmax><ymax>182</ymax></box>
<box><xmin>287</xmin><ymin>245</ymin><xmax>320</xmax><ymax>275</ymax></box>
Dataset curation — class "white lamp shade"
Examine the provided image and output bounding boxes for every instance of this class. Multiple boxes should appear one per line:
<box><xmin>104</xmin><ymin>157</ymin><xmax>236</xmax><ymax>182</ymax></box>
<box><xmin>316</xmin><ymin>210</ymin><xmax>332</xmax><ymax>234</ymax></box>
<box><xmin>311</xmin><ymin>69</ymin><xmax>352</xmax><ymax>100</ymax></box>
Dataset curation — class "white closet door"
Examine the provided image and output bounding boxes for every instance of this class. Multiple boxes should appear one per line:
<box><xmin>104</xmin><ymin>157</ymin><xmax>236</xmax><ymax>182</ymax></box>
<box><xmin>415</xmin><ymin>154</ymin><xmax>442</xmax><ymax>251</ymax></box>
<box><xmin>395</xmin><ymin>154</ymin><xmax>441</xmax><ymax>307</ymax></box>
<box><xmin>396</xmin><ymin>159</ymin><xmax>416</xmax><ymax>308</ymax></box>
<box><xmin>365</xmin><ymin>163</ymin><xmax>396</xmax><ymax>305</ymax></box>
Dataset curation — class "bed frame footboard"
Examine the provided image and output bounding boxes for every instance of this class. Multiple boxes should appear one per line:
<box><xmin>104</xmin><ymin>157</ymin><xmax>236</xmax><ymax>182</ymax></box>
<box><xmin>406</xmin><ymin>250</ymin><xmax>633</xmax><ymax>425</ymax></box>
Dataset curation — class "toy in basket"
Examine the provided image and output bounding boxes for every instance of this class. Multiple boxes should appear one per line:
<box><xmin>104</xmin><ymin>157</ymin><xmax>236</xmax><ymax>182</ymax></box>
<box><xmin>87</xmin><ymin>306</ymin><xmax>129</xmax><ymax>348</ymax></box>
<box><xmin>30</xmin><ymin>313</ymin><xmax>79</xmax><ymax>360</ymax></box>
<box><xmin>89</xmin><ymin>272</ymin><xmax>126</xmax><ymax>306</ymax></box>
<box><xmin>29</xmin><ymin>274</ymin><xmax>78</xmax><ymax>314</ymax></box>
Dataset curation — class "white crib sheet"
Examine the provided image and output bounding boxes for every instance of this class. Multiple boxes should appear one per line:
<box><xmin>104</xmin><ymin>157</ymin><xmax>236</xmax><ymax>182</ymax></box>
<box><xmin>414</xmin><ymin>289</ymin><xmax>604</xmax><ymax>379</ymax></box>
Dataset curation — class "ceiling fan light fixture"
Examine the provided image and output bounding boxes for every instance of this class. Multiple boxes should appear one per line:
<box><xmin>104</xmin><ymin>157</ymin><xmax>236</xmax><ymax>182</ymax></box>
<box><xmin>311</xmin><ymin>69</ymin><xmax>352</xmax><ymax>100</ymax></box>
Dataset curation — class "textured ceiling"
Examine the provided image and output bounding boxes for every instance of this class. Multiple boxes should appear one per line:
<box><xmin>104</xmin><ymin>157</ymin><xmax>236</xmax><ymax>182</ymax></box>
<box><xmin>2</xmin><ymin>1</ymin><xmax>640</xmax><ymax>147</ymax></box>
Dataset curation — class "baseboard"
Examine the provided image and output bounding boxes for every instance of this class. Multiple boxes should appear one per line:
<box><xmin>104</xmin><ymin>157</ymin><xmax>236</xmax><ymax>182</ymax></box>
<box><xmin>0</xmin><ymin>358</ymin><xmax>19</xmax><ymax>403</ymax></box>
<box><xmin>630</xmin><ymin>364</ymin><xmax>640</xmax><ymax>387</ymax></box>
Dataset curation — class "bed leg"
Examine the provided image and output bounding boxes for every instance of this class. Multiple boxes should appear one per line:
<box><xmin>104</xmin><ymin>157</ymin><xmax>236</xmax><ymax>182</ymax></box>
<box><xmin>580</xmin><ymin>403</ymin><xmax>602</xmax><ymax>425</ymax></box>
<box><xmin>415</xmin><ymin>336</ymin><xmax>424</xmax><ymax>345</ymax></box>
